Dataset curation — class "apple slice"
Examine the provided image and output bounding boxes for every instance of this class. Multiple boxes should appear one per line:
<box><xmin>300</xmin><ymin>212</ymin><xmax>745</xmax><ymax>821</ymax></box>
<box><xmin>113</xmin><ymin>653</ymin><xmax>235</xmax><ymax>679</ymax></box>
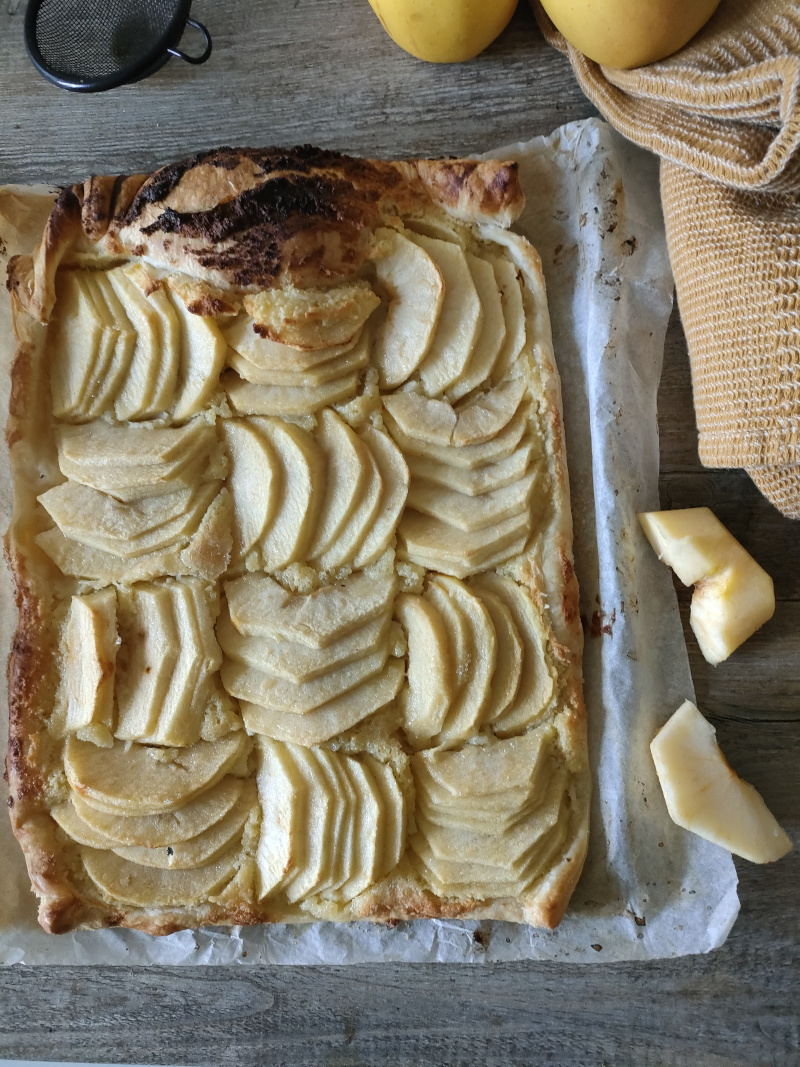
<box><xmin>223</xmin><ymin>314</ymin><xmax>357</xmax><ymax>370</ymax></box>
<box><xmin>416</xmin><ymin>788</ymin><xmax>540</xmax><ymax>835</ymax></box>
<box><xmin>35</xmin><ymin>487</ymin><xmax>226</xmax><ymax>583</ymax></box>
<box><xmin>220</xmin><ymin>647</ymin><xmax>388</xmax><ymax>714</ymax></box>
<box><xmin>48</xmin><ymin>271</ymin><xmax>102</xmax><ymax>418</ymax></box>
<box><xmin>407</xmin><ymin>466</ymin><xmax>536</xmax><ymax>533</ymax></box>
<box><xmin>321</xmin><ymin>757</ymin><xmax>365</xmax><ymax>901</ymax></box>
<box><xmin>321</xmin><ymin>750</ymin><xmax>357</xmax><ymax>896</ymax></box>
<box><xmin>225</xmin><ymin>572</ymin><xmax>396</xmax><ymax>648</ymax></box>
<box><xmin>81</xmin><ymin>271</ymin><xmax>137</xmax><ymax>420</ymax></box>
<box><xmin>37</xmin><ymin>527</ymin><xmax>181</xmax><ymax>584</ymax></box>
<box><xmin>140</xmin><ymin>580</ymin><xmax>222</xmax><ymax>747</ymax></box>
<box><xmin>165</xmin><ymin>283</ymin><xmax>227</xmax><ymax>420</ymax></box>
<box><xmin>71</xmin><ymin>775</ymin><xmax>245</xmax><ymax>848</ymax></box>
<box><xmin>124</xmin><ymin>483</ymin><xmax>221</xmax><ymax>558</ymax></box>
<box><xmin>56</xmin><ymin>452</ymin><xmax>211</xmax><ymax>503</ymax></box>
<box><xmin>410</xmin><ymin>232</ymin><xmax>483</xmax><ymax>398</ymax></box>
<box><xmin>452</xmin><ymin>378</ymin><xmax>527</xmax><ymax>447</ymax></box>
<box><xmin>230</xmin><ymin>322</ymin><xmax>371</xmax><ymax>386</ymax></box>
<box><xmin>468</xmin><ymin>573</ymin><xmax>555</xmax><ymax>735</ymax></box>
<box><xmin>411</xmin><ymin>804</ymin><xmax>567</xmax><ymax>898</ymax></box>
<box><xmin>226</xmin><ymin>341</ymin><xmax>368</xmax><ymax>388</ymax></box>
<box><xmin>415</xmin><ymin>761</ymin><xmax>555</xmax><ymax>829</ymax></box>
<box><xmin>405</xmin><ymin>438</ymin><xmax>537</xmax><ymax>498</ymax></box>
<box><xmin>150</xmin><ymin>581</ymin><xmax>207</xmax><ymax>746</ymax></box>
<box><xmin>123</xmin><ymin>264</ymin><xmax>181</xmax><ymax>414</ymax></box>
<box><xmin>57</xmin><ymin>419</ymin><xmax>213</xmax><ymax>469</ymax></box>
<box><xmin>446</xmin><ymin>252</ymin><xmax>506</xmax><ymax>402</ymax></box>
<box><xmin>64</xmin><ymin>732</ymin><xmax>248</xmax><ymax>815</ymax></box>
<box><xmin>107</xmin><ymin>268</ymin><xmax>166</xmax><ymax>420</ymax></box>
<box><xmin>488</xmin><ymin>256</ymin><xmax>526</xmax><ymax>381</ymax></box>
<box><xmin>368</xmin><ymin>756</ymin><xmax>407</xmax><ymax>878</ymax></box>
<box><xmin>218</xmin><ymin>610</ymin><xmax>388</xmax><ymax>683</ymax></box>
<box><xmin>174</xmin><ymin>485</ymin><xmax>233</xmax><ymax>582</ymax></box>
<box><xmin>308</xmin><ymin>748</ymin><xmax>348</xmax><ymax>896</ymax></box>
<box><xmin>58</xmin><ymin>588</ymin><xmax>118</xmax><ymax>742</ymax></box>
<box><xmin>409</xmin><ymin>731</ymin><xmax>565</xmax><ymax>896</ymax></box>
<box><xmin>69</xmin><ymin>274</ymin><xmax>119</xmax><ymax>420</ymax></box>
<box><xmin>38</xmin><ymin>481</ymin><xmax>217</xmax><ymax>559</ymax></box>
<box><xmin>37</xmin><ymin>481</ymin><xmax>194</xmax><ymax>546</ymax></box>
<box><xmin>415</xmin><ymin>785</ymin><xmax>562</xmax><ymax>869</ymax></box>
<box><xmin>221</xmin><ymin>419</ymin><xmax>280</xmax><ymax>560</ymax></box>
<box><xmin>473</xmin><ymin>588</ymin><xmax>523</xmax><ymax>724</ymax></box>
<box><xmin>651</xmin><ymin>700</ymin><xmax>792</xmax><ymax>863</ymax></box>
<box><xmin>82</xmin><ymin>847</ymin><xmax>239</xmax><ymax>906</ymax></box>
<box><xmin>114</xmin><ymin>584</ymin><xmax>181</xmax><ymax>741</ymax></box>
<box><xmin>111</xmin><ymin>781</ymin><xmax>255</xmax><ymax>869</ymax></box>
<box><xmin>52</xmin><ymin>799</ymin><xmax>124</xmax><ymax>850</ymax></box>
<box><xmin>638</xmin><ymin>507</ymin><xmax>775</xmax><ymax>664</ymax></box>
<box><xmin>382</xmin><ymin>392</ymin><xmax>457</xmax><ymax>446</ymax></box>
<box><xmin>243</xmin><ymin>282</ymin><xmax>380</xmax><ymax>351</ymax></box>
<box><xmin>315</xmin><ymin>443</ymin><xmax>383</xmax><ymax>572</ymax></box>
<box><xmin>395</xmin><ymin>592</ymin><xmax>453</xmax><ymax>748</ymax></box>
<box><xmin>413</xmin><ymin>764</ymin><xmax>535</xmax><ymax>821</ymax></box>
<box><xmin>223</xmin><ymin>371</ymin><xmax>360</xmax><ymax>416</ymax></box>
<box><xmin>398</xmin><ymin>508</ymin><xmax>531</xmax><ymax>578</ymax></box>
<box><xmin>352</xmin><ymin>426</ymin><xmax>409</xmax><ymax>568</ymax></box>
<box><xmin>256</xmin><ymin>417</ymin><xmax>324</xmax><ymax>569</ymax></box>
<box><xmin>308</xmin><ymin>409</ymin><xmax>371</xmax><ymax>561</ymax></box>
<box><xmin>411</xmin><ymin>835</ymin><xmax>565</xmax><ymax>900</ymax></box>
<box><xmin>255</xmin><ymin>738</ymin><xmax>305</xmax><ymax>899</ymax></box>
<box><xmin>371</xmin><ymin>227</ymin><xmax>444</xmax><ymax>388</ymax></box>
<box><xmin>183</xmin><ymin>580</ymin><xmax>230</xmax><ymax>722</ymax></box>
<box><xmin>426</xmin><ymin>576</ymin><xmax>496</xmax><ymax>746</ymax></box>
<box><xmin>417</xmin><ymin>728</ymin><xmax>556</xmax><ymax>797</ymax></box>
<box><xmin>282</xmin><ymin>746</ymin><xmax>338</xmax><ymax>903</ymax></box>
<box><xmin>240</xmin><ymin>657</ymin><xmax>404</xmax><ymax>746</ymax></box>
<box><xmin>383</xmin><ymin>403</ymin><xmax>528</xmax><ymax>471</ymax></box>
<box><xmin>336</xmin><ymin>757</ymin><xmax>382</xmax><ymax>901</ymax></box>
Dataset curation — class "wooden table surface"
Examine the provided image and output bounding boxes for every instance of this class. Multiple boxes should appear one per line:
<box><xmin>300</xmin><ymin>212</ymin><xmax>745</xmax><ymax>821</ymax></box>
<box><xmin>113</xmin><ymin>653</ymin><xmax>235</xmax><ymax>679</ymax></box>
<box><xmin>0</xmin><ymin>2</ymin><xmax>797</xmax><ymax>1064</ymax></box>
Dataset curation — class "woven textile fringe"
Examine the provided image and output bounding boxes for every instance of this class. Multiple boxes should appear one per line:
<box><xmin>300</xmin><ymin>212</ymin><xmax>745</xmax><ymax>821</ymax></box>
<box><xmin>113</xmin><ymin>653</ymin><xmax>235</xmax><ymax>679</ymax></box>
<box><xmin>534</xmin><ymin>0</ymin><xmax>800</xmax><ymax>518</ymax></box>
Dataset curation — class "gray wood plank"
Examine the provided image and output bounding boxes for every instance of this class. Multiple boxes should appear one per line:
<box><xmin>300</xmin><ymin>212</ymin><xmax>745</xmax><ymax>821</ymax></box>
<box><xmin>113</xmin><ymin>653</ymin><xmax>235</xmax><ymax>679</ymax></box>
<box><xmin>0</xmin><ymin>2</ymin><xmax>595</xmax><ymax>184</ymax></box>
<box><xmin>0</xmin><ymin>1</ymin><xmax>796</xmax><ymax>1064</ymax></box>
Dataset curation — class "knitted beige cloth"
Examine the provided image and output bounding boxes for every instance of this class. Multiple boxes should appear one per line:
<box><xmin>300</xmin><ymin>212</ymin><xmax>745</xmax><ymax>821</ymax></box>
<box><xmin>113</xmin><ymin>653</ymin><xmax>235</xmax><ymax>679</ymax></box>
<box><xmin>534</xmin><ymin>0</ymin><xmax>800</xmax><ymax>518</ymax></box>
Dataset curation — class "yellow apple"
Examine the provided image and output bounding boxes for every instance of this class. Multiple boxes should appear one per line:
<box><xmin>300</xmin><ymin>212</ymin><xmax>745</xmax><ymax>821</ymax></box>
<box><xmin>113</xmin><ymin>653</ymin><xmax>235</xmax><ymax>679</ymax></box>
<box><xmin>367</xmin><ymin>0</ymin><xmax>518</xmax><ymax>64</ymax></box>
<box><xmin>538</xmin><ymin>0</ymin><xmax>722</xmax><ymax>69</ymax></box>
<box><xmin>651</xmin><ymin>701</ymin><xmax>793</xmax><ymax>864</ymax></box>
<box><xmin>638</xmin><ymin>507</ymin><xmax>775</xmax><ymax>666</ymax></box>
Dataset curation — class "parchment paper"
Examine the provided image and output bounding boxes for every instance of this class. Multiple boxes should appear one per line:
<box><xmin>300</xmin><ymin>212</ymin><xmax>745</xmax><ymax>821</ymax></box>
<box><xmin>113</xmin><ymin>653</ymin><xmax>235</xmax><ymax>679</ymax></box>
<box><xmin>0</xmin><ymin>118</ymin><xmax>739</xmax><ymax>965</ymax></box>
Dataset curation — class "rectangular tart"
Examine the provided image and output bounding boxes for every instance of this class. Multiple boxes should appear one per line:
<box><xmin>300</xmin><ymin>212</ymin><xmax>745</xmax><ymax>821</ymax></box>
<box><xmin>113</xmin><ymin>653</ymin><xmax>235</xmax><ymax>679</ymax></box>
<box><xmin>4</xmin><ymin>147</ymin><xmax>589</xmax><ymax>935</ymax></box>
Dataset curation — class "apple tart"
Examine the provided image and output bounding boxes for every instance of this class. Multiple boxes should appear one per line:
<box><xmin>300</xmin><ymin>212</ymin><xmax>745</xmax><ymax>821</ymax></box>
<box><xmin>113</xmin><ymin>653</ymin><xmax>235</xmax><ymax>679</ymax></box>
<box><xmin>5</xmin><ymin>147</ymin><xmax>589</xmax><ymax>935</ymax></box>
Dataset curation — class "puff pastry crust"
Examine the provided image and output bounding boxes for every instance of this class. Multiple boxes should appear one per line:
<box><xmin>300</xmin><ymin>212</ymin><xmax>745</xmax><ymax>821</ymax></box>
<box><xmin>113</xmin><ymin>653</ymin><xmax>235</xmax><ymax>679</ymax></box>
<box><xmin>4</xmin><ymin>147</ymin><xmax>589</xmax><ymax>935</ymax></box>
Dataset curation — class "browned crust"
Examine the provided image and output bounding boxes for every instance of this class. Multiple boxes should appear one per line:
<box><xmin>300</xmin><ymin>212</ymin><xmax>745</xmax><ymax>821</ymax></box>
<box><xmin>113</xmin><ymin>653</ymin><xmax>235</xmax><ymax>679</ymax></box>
<box><xmin>7</xmin><ymin>187</ymin><xmax>82</xmax><ymax>324</ymax></box>
<box><xmin>4</xmin><ymin>288</ymin><xmax>88</xmax><ymax>932</ymax></box>
<box><xmin>3</xmin><ymin>150</ymin><xmax>588</xmax><ymax>937</ymax></box>
<box><xmin>7</xmin><ymin>148</ymin><xmax>524</xmax><ymax>322</ymax></box>
<box><xmin>3</xmin><ymin>548</ymin><xmax>87</xmax><ymax>934</ymax></box>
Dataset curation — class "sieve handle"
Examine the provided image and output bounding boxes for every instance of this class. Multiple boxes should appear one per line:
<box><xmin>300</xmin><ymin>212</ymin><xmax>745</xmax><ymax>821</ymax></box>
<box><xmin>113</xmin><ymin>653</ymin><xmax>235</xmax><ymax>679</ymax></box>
<box><xmin>168</xmin><ymin>17</ymin><xmax>212</xmax><ymax>65</ymax></box>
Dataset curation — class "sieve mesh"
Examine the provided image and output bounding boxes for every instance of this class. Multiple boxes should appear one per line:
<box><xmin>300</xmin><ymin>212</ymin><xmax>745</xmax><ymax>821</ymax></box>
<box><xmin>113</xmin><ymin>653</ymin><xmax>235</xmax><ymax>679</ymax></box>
<box><xmin>32</xmin><ymin>0</ymin><xmax>182</xmax><ymax>79</ymax></box>
<box><xmin>25</xmin><ymin>0</ymin><xmax>210</xmax><ymax>91</ymax></box>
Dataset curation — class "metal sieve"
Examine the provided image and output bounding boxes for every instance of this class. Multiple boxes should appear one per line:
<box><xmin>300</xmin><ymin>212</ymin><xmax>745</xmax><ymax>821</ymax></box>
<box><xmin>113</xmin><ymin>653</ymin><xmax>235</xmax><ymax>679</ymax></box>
<box><xmin>25</xmin><ymin>0</ymin><xmax>212</xmax><ymax>92</ymax></box>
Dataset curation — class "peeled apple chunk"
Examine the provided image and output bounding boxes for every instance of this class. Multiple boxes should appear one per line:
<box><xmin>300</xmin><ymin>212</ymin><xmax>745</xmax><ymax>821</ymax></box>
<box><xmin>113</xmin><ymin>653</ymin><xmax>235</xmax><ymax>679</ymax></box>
<box><xmin>638</xmin><ymin>507</ymin><xmax>775</xmax><ymax>665</ymax></box>
<box><xmin>538</xmin><ymin>0</ymin><xmax>722</xmax><ymax>70</ymax></box>
<box><xmin>367</xmin><ymin>0</ymin><xmax>518</xmax><ymax>64</ymax></box>
<box><xmin>651</xmin><ymin>701</ymin><xmax>792</xmax><ymax>864</ymax></box>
